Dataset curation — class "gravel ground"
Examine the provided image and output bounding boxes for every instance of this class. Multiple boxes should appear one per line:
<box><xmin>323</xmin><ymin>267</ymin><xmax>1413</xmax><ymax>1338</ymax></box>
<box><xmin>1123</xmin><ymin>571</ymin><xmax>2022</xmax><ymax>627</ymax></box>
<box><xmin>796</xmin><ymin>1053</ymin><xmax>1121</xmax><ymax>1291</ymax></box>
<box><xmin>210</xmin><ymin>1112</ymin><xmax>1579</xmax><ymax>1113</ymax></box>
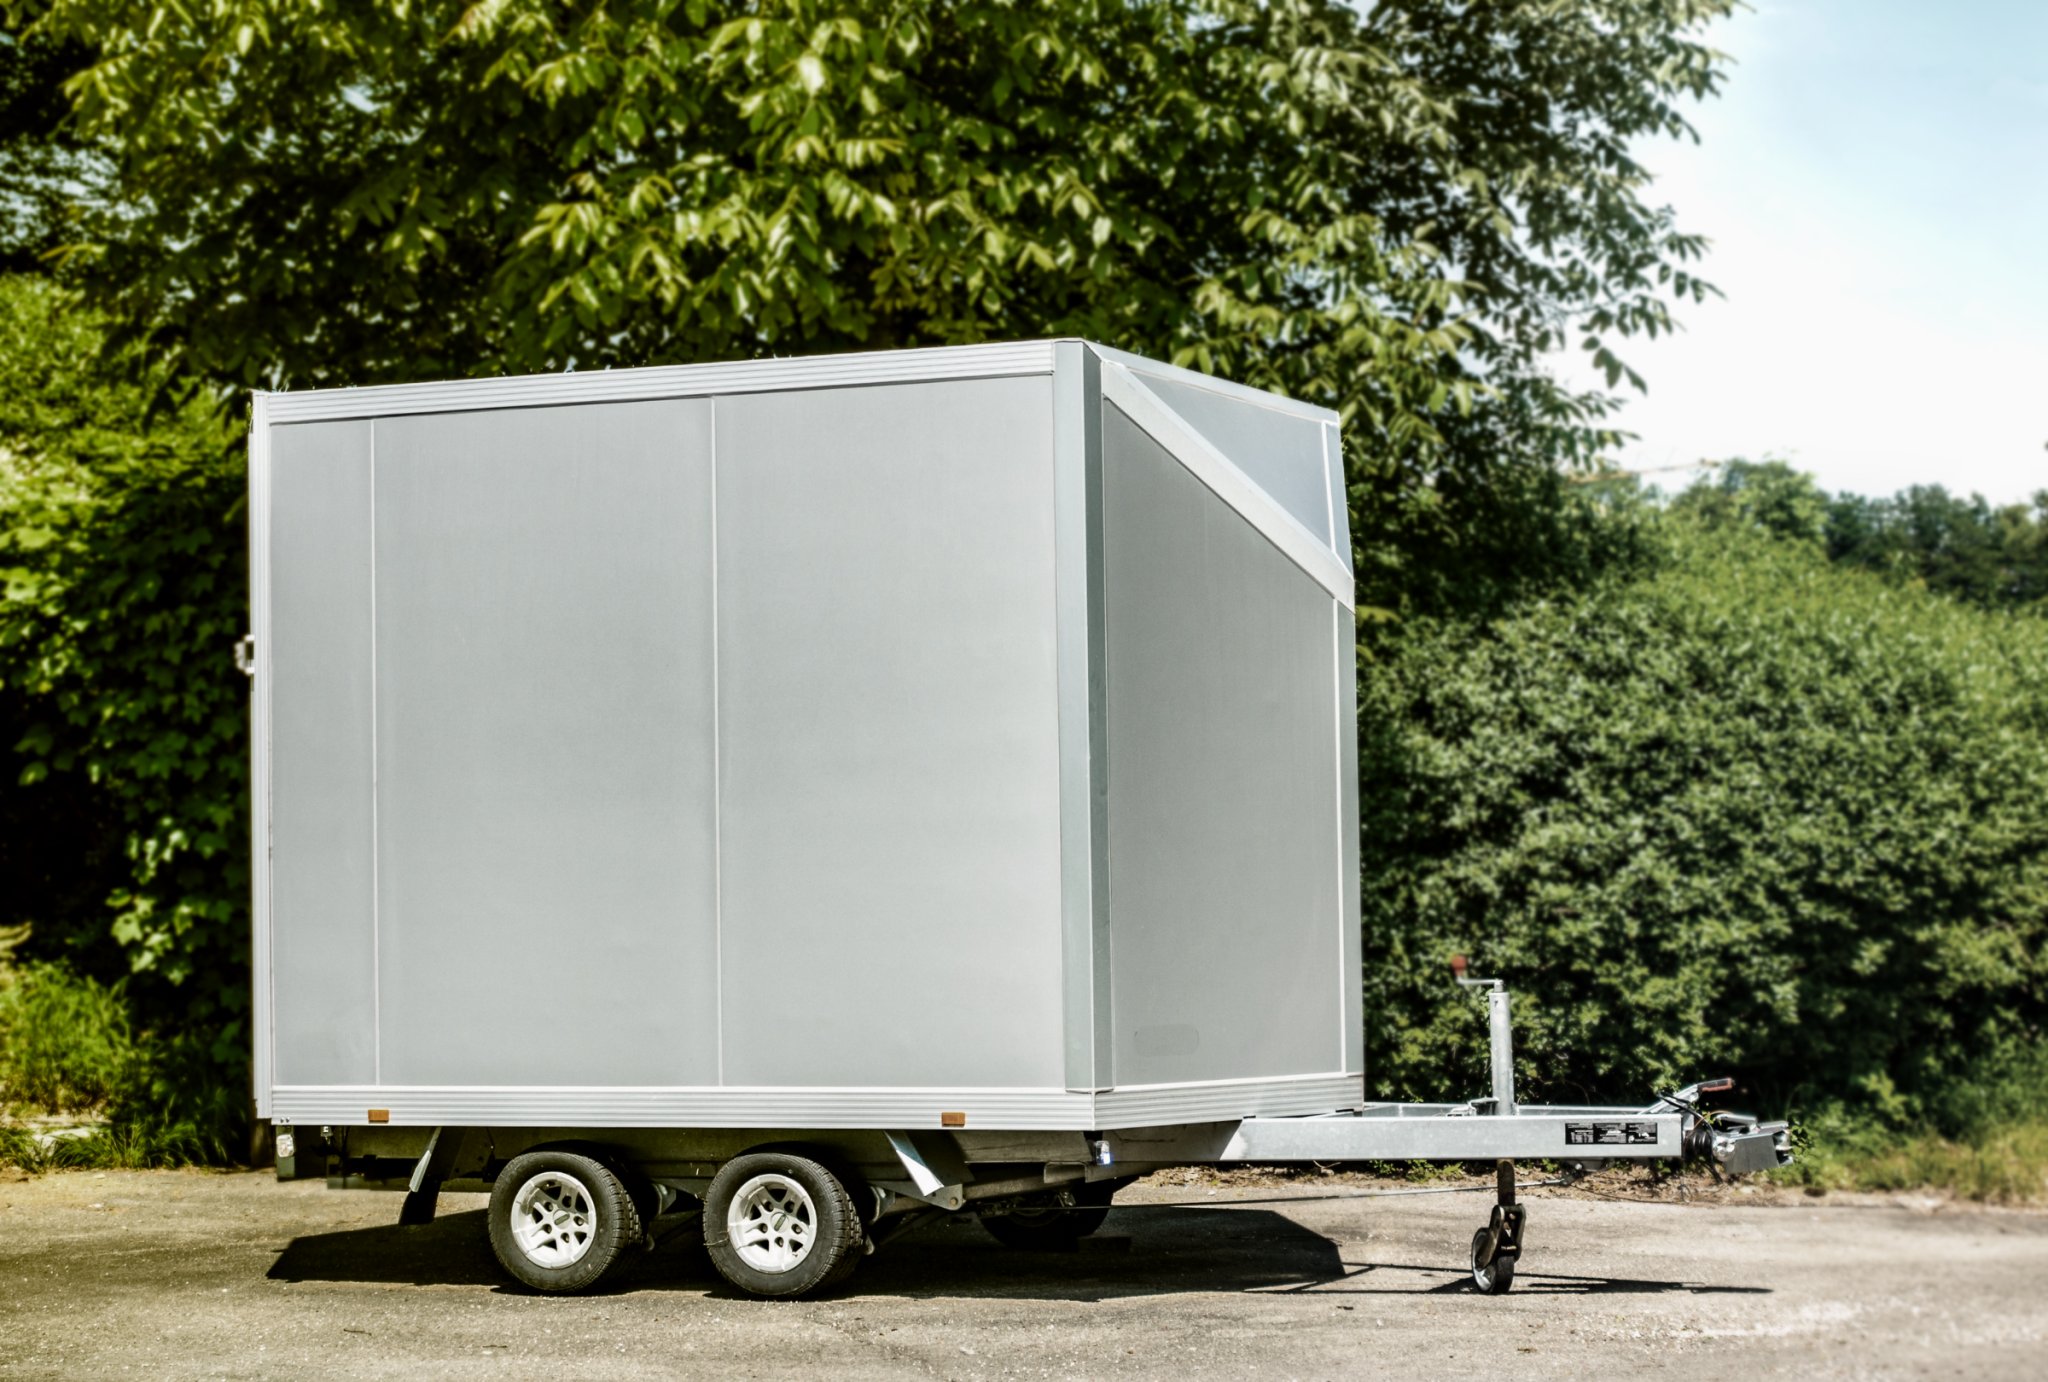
<box><xmin>2</xmin><ymin>1165</ymin><xmax>2043</xmax><ymax>1380</ymax></box>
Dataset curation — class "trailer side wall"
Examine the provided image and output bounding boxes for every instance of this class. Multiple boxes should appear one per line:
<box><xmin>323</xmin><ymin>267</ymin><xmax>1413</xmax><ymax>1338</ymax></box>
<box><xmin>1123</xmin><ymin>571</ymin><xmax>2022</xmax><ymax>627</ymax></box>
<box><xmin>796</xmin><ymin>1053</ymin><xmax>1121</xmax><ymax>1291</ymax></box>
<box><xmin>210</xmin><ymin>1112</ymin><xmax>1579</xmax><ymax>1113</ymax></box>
<box><xmin>267</xmin><ymin>379</ymin><xmax>1066</xmax><ymax>1096</ymax></box>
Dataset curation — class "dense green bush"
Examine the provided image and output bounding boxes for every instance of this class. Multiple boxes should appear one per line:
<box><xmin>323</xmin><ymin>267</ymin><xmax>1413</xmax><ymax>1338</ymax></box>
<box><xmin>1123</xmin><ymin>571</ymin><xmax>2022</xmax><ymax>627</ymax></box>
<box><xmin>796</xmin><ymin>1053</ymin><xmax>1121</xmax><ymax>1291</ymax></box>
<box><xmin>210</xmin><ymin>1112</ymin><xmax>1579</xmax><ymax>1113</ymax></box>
<box><xmin>1361</xmin><ymin>524</ymin><xmax>2048</xmax><ymax>1119</ymax></box>
<box><xmin>0</xmin><ymin>274</ymin><xmax>249</xmax><ymax>1143</ymax></box>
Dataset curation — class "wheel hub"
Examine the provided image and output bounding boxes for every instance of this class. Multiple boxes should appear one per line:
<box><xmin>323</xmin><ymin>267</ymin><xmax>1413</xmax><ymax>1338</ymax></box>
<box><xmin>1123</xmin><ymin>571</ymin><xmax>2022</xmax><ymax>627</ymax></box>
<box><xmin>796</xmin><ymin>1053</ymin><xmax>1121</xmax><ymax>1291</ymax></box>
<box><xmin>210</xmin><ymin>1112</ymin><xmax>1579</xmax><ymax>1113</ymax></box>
<box><xmin>728</xmin><ymin>1174</ymin><xmax>818</xmax><ymax>1274</ymax></box>
<box><xmin>509</xmin><ymin>1171</ymin><xmax>599</xmax><ymax>1269</ymax></box>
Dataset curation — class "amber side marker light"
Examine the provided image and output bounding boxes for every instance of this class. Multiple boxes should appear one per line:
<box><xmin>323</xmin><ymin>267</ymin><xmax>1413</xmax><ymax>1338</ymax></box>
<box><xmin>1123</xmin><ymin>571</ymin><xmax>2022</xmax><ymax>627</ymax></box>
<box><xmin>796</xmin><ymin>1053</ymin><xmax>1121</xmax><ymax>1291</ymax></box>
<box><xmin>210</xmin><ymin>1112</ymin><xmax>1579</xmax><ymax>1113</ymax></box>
<box><xmin>367</xmin><ymin>1109</ymin><xmax>390</xmax><ymax>1124</ymax></box>
<box><xmin>940</xmin><ymin>1111</ymin><xmax>967</xmax><ymax>1128</ymax></box>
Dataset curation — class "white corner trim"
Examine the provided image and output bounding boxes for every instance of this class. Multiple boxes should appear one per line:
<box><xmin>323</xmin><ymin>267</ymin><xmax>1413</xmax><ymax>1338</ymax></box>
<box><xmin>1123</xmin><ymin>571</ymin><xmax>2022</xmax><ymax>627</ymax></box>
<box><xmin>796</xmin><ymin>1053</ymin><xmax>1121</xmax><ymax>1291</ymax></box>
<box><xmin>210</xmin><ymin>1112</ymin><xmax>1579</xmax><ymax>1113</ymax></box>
<box><xmin>247</xmin><ymin>393</ymin><xmax>275</xmax><ymax>1121</ymax></box>
<box><xmin>1099</xmin><ymin>362</ymin><xmax>1356</xmax><ymax>609</ymax></box>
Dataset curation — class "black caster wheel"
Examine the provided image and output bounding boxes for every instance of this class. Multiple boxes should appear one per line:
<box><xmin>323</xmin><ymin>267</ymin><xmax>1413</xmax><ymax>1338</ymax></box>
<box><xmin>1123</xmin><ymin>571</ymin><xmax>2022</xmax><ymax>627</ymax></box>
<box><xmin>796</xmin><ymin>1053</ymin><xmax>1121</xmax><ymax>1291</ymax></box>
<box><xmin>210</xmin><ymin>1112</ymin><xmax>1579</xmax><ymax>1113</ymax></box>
<box><xmin>1470</xmin><ymin>1227</ymin><xmax>1516</xmax><ymax>1294</ymax></box>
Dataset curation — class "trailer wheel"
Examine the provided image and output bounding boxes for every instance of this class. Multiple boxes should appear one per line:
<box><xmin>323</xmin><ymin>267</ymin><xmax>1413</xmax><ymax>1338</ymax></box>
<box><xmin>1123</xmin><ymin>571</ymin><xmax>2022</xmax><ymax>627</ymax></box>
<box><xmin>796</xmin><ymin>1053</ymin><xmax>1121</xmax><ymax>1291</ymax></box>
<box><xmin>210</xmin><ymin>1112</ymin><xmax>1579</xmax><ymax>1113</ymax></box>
<box><xmin>703</xmin><ymin>1153</ymin><xmax>864</xmax><ymax>1298</ymax></box>
<box><xmin>488</xmin><ymin>1151</ymin><xmax>643</xmax><ymax>1294</ymax></box>
<box><xmin>1469</xmin><ymin>1227</ymin><xmax>1516</xmax><ymax>1295</ymax></box>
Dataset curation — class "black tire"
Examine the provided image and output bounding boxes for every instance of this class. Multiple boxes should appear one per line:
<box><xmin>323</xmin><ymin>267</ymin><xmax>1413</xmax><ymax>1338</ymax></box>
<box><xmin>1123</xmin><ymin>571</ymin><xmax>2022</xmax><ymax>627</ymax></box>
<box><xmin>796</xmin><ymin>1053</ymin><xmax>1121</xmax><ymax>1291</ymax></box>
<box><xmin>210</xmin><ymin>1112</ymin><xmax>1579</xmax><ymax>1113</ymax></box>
<box><xmin>979</xmin><ymin>1182</ymin><xmax>1116</xmax><ymax>1251</ymax></box>
<box><xmin>703</xmin><ymin>1153</ymin><xmax>864</xmax><ymax>1298</ymax></box>
<box><xmin>1470</xmin><ymin>1227</ymin><xmax>1516</xmax><ymax>1295</ymax></box>
<box><xmin>488</xmin><ymin>1151</ymin><xmax>643</xmax><ymax>1294</ymax></box>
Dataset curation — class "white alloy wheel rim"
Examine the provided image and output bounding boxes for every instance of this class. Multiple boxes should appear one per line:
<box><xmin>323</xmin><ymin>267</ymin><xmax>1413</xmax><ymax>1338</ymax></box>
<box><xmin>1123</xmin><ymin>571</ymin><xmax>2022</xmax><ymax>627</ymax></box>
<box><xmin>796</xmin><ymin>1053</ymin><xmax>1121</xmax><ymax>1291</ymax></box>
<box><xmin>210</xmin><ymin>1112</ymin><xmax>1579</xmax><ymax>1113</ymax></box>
<box><xmin>510</xmin><ymin>1171</ymin><xmax>600</xmax><ymax>1269</ymax></box>
<box><xmin>728</xmin><ymin>1173</ymin><xmax>818</xmax><ymax>1274</ymax></box>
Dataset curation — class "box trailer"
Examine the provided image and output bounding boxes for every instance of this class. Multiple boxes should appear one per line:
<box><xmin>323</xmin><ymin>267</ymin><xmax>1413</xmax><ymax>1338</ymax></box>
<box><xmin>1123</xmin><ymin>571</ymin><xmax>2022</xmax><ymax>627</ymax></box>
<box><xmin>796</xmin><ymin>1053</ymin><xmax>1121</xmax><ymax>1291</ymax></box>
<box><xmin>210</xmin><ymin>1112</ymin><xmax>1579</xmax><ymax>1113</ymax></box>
<box><xmin>246</xmin><ymin>339</ymin><xmax>1786</xmax><ymax>1297</ymax></box>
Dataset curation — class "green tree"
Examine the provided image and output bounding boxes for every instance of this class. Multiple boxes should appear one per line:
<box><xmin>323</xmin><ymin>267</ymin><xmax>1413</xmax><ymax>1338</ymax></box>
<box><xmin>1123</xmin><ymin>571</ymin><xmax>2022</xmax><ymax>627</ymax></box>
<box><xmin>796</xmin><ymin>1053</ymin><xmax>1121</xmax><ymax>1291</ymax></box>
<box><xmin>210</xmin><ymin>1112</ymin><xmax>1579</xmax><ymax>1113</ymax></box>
<box><xmin>0</xmin><ymin>21</ymin><xmax>101</xmax><ymax>273</ymax></box>
<box><xmin>28</xmin><ymin>0</ymin><xmax>1732</xmax><ymax>482</ymax></box>
<box><xmin>0</xmin><ymin>274</ymin><xmax>247</xmax><ymax>1139</ymax></box>
<box><xmin>1826</xmin><ymin>485</ymin><xmax>2048</xmax><ymax>612</ymax></box>
<box><xmin>1669</xmin><ymin>457</ymin><xmax>1829</xmax><ymax>545</ymax></box>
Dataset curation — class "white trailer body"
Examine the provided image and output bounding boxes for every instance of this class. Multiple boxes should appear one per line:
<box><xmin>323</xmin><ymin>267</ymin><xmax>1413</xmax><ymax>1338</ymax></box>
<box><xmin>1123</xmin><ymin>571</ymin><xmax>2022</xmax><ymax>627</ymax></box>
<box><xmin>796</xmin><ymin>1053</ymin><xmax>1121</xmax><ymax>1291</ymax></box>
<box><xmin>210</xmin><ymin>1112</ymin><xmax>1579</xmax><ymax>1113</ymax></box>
<box><xmin>250</xmin><ymin>340</ymin><xmax>1361</xmax><ymax>1132</ymax></box>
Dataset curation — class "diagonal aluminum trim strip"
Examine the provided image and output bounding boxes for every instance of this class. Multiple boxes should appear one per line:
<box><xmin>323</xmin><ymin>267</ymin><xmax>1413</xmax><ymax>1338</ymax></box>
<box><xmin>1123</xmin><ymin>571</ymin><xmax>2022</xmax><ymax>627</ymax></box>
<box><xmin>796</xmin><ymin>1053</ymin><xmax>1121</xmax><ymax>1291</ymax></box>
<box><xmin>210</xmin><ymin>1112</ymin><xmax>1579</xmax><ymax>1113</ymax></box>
<box><xmin>267</xmin><ymin>1074</ymin><xmax>1363</xmax><ymax>1131</ymax></box>
<box><xmin>1221</xmin><ymin>1111</ymin><xmax>1682</xmax><ymax>1162</ymax></box>
<box><xmin>1090</xmin><ymin>344</ymin><xmax>1340</xmax><ymax>426</ymax></box>
<box><xmin>1099</xmin><ymin>364</ymin><xmax>1355</xmax><ymax>609</ymax></box>
<box><xmin>258</xmin><ymin>340</ymin><xmax>1059</xmax><ymax>425</ymax></box>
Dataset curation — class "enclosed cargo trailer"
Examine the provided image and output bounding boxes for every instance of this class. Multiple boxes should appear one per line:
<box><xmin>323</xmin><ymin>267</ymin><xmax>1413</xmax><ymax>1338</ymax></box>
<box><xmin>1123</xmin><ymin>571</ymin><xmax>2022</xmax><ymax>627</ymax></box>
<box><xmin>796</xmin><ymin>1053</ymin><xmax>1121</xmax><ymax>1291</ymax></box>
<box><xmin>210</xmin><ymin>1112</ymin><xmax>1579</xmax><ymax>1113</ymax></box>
<box><xmin>247</xmin><ymin>340</ymin><xmax>1785</xmax><ymax>1297</ymax></box>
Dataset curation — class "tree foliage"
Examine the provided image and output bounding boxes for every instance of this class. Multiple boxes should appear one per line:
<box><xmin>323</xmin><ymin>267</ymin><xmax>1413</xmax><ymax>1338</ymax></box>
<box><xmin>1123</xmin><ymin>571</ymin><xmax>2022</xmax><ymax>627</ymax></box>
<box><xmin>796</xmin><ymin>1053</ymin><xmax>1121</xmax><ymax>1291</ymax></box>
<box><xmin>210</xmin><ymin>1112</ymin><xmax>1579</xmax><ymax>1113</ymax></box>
<box><xmin>28</xmin><ymin>0</ymin><xmax>1732</xmax><ymax>482</ymax></box>
<box><xmin>1667</xmin><ymin>457</ymin><xmax>1829</xmax><ymax>545</ymax></box>
<box><xmin>1362</xmin><ymin>523</ymin><xmax>2048</xmax><ymax>1116</ymax></box>
<box><xmin>0</xmin><ymin>274</ymin><xmax>248</xmax><ymax>1137</ymax></box>
<box><xmin>0</xmin><ymin>22</ymin><xmax>99</xmax><ymax>273</ymax></box>
<box><xmin>1673</xmin><ymin>458</ymin><xmax>2048</xmax><ymax>614</ymax></box>
<box><xmin>1827</xmin><ymin>485</ymin><xmax>2048</xmax><ymax>613</ymax></box>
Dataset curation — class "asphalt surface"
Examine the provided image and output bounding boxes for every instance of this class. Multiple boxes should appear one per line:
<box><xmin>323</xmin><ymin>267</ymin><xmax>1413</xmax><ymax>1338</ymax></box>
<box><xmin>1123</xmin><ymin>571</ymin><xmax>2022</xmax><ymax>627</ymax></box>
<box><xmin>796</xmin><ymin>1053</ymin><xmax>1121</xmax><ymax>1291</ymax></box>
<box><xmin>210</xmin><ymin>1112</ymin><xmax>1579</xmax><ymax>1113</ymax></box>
<box><xmin>2</xmin><ymin>1168</ymin><xmax>2044</xmax><ymax>1379</ymax></box>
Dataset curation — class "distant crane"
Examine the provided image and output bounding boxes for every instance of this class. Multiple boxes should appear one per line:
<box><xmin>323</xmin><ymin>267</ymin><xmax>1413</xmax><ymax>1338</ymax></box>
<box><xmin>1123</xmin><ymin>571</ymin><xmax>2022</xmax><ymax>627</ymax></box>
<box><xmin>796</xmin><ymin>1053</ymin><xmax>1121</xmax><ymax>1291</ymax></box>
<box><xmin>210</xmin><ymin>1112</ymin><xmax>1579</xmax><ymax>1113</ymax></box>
<box><xmin>1566</xmin><ymin>459</ymin><xmax>1721</xmax><ymax>485</ymax></box>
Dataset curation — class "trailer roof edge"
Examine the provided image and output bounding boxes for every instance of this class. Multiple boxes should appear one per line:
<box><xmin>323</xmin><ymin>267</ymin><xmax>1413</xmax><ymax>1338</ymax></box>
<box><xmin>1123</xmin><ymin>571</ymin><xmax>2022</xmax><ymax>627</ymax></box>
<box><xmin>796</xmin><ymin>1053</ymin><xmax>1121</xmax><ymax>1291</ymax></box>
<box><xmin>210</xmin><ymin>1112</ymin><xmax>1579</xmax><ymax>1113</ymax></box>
<box><xmin>255</xmin><ymin>338</ymin><xmax>1062</xmax><ymax>425</ymax></box>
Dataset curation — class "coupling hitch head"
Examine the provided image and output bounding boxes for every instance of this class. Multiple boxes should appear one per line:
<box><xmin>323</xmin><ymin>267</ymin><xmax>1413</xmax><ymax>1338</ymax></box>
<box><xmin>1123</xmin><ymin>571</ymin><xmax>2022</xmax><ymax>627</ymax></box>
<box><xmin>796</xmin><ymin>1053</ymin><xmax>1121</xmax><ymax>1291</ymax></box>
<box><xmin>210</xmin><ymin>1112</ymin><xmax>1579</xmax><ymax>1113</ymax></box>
<box><xmin>1656</xmin><ymin>1078</ymin><xmax>1794</xmax><ymax>1174</ymax></box>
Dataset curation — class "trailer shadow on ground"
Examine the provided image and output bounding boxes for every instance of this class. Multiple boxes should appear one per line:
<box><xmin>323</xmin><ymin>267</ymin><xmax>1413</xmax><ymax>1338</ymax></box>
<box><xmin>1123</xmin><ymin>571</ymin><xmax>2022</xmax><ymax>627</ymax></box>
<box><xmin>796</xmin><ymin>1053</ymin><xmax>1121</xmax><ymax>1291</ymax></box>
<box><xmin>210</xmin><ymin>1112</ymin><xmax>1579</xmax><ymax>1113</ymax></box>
<box><xmin>265</xmin><ymin>1204</ymin><xmax>1772</xmax><ymax>1304</ymax></box>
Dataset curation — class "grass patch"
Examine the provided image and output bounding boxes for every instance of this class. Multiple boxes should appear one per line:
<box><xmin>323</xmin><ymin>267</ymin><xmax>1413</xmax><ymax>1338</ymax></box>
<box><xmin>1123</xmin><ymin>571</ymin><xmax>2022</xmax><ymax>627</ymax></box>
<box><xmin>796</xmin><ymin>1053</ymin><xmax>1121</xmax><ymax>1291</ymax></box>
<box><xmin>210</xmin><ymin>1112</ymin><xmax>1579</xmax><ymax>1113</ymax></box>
<box><xmin>0</xmin><ymin>960</ymin><xmax>137</xmax><ymax>1116</ymax></box>
<box><xmin>1772</xmin><ymin>1047</ymin><xmax>2048</xmax><ymax>1203</ymax></box>
<box><xmin>0</xmin><ymin>954</ymin><xmax>217</xmax><ymax>1173</ymax></box>
<box><xmin>1778</xmin><ymin>1118</ymin><xmax>2048</xmax><ymax>1204</ymax></box>
<box><xmin>0</xmin><ymin>1119</ymin><xmax>216</xmax><ymax>1173</ymax></box>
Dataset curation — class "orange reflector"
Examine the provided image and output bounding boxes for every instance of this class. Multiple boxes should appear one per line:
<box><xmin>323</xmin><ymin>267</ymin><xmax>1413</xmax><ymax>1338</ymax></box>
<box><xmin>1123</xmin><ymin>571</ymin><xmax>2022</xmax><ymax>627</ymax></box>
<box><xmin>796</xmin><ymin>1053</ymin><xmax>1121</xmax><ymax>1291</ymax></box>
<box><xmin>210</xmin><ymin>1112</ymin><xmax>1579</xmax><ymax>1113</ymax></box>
<box><xmin>367</xmin><ymin>1109</ymin><xmax>390</xmax><ymax>1123</ymax></box>
<box><xmin>940</xmin><ymin>1111</ymin><xmax>967</xmax><ymax>1128</ymax></box>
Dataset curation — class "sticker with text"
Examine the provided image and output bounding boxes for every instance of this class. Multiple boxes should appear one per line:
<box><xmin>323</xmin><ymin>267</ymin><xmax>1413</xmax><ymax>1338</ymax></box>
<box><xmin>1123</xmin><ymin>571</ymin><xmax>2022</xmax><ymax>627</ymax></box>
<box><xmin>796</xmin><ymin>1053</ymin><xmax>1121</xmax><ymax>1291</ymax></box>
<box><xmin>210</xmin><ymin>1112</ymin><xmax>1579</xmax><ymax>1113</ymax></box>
<box><xmin>1564</xmin><ymin>1121</ymin><xmax>1660</xmax><ymax>1146</ymax></box>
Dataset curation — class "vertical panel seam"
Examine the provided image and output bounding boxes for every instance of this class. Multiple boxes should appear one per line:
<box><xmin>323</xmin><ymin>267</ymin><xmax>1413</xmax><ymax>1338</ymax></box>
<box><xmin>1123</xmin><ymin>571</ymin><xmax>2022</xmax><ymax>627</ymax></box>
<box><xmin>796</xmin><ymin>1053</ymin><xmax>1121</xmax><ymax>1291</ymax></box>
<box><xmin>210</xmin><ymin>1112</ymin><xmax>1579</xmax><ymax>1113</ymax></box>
<box><xmin>369</xmin><ymin>420</ymin><xmax>381</xmax><ymax>1088</ymax></box>
<box><xmin>711</xmin><ymin>398</ymin><xmax>724</xmax><ymax>1087</ymax></box>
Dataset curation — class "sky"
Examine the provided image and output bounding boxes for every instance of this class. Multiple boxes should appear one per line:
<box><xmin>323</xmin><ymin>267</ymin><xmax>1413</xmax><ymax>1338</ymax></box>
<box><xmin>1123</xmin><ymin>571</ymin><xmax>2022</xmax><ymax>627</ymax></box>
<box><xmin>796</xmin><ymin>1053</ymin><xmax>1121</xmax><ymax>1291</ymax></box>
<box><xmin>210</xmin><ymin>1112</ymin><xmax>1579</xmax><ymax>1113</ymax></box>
<box><xmin>1560</xmin><ymin>0</ymin><xmax>2048</xmax><ymax>505</ymax></box>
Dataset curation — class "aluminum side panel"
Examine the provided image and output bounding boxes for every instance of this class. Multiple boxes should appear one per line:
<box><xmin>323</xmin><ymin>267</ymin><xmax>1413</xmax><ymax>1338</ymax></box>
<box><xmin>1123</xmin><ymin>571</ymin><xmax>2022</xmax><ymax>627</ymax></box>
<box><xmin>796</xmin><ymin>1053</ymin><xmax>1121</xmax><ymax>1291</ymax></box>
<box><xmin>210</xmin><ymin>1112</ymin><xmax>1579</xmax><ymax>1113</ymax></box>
<box><xmin>713</xmin><ymin>378</ymin><xmax>1064</xmax><ymax>1089</ymax></box>
<box><xmin>370</xmin><ymin>400</ymin><xmax>720</xmax><ymax>1086</ymax></box>
<box><xmin>268</xmin><ymin>419</ymin><xmax>377</xmax><ymax>1086</ymax></box>
<box><xmin>1101</xmin><ymin>404</ymin><xmax>1344</xmax><ymax>1087</ymax></box>
<box><xmin>1131</xmin><ymin>370</ymin><xmax>1336</xmax><ymax>553</ymax></box>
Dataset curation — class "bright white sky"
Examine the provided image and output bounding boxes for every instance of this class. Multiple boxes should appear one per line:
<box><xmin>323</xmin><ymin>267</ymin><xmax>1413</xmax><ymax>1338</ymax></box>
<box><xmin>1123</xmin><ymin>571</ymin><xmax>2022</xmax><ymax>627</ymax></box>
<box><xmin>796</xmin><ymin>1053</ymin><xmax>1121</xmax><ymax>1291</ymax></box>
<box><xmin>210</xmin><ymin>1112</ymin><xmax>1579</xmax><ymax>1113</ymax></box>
<box><xmin>1559</xmin><ymin>0</ymin><xmax>2048</xmax><ymax>505</ymax></box>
